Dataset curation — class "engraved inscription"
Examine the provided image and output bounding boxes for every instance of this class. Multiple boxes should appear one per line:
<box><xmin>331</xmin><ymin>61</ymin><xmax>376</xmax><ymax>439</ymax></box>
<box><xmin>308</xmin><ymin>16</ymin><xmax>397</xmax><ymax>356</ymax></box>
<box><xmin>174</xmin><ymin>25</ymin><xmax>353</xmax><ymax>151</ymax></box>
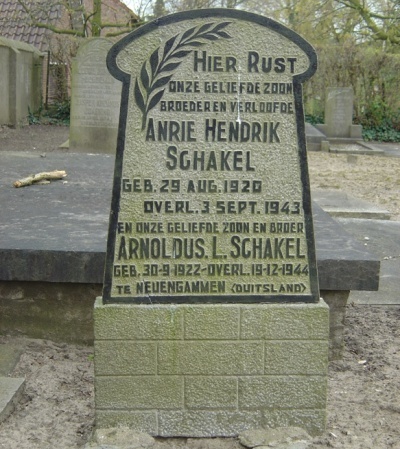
<box><xmin>103</xmin><ymin>12</ymin><xmax>319</xmax><ymax>303</ymax></box>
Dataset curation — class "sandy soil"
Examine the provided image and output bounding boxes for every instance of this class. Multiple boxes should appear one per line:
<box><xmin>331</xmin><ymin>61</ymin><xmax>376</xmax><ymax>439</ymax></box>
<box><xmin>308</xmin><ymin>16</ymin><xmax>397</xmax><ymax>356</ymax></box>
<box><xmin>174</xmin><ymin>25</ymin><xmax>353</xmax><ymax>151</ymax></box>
<box><xmin>0</xmin><ymin>125</ymin><xmax>399</xmax><ymax>448</ymax></box>
<box><xmin>0</xmin><ymin>339</ymin><xmax>94</xmax><ymax>449</ymax></box>
<box><xmin>307</xmin><ymin>150</ymin><xmax>400</xmax><ymax>221</ymax></box>
<box><xmin>0</xmin><ymin>124</ymin><xmax>70</xmax><ymax>154</ymax></box>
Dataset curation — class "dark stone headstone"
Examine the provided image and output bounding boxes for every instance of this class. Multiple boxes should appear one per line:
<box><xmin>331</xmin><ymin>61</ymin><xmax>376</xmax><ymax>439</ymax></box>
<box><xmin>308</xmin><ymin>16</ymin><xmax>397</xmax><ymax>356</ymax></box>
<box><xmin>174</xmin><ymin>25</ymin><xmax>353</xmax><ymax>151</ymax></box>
<box><xmin>103</xmin><ymin>9</ymin><xmax>319</xmax><ymax>303</ymax></box>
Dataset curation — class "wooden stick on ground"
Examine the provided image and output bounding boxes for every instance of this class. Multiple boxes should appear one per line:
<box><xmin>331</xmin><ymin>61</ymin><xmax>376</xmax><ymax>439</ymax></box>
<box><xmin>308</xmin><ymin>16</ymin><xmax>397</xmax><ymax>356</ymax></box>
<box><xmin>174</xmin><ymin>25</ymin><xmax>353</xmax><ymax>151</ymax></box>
<box><xmin>13</xmin><ymin>170</ymin><xmax>67</xmax><ymax>188</ymax></box>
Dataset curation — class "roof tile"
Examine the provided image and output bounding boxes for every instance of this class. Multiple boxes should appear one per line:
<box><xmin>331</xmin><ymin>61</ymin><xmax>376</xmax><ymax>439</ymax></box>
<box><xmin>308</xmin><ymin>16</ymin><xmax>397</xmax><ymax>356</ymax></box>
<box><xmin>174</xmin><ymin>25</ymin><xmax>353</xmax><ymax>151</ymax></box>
<box><xmin>0</xmin><ymin>0</ymin><xmax>137</xmax><ymax>53</ymax></box>
<box><xmin>0</xmin><ymin>0</ymin><xmax>61</xmax><ymax>51</ymax></box>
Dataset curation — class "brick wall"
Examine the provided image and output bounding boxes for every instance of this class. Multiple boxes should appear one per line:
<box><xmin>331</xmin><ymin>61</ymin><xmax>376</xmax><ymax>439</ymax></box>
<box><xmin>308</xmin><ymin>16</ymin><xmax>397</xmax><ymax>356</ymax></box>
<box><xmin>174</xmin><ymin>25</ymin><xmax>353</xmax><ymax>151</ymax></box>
<box><xmin>94</xmin><ymin>299</ymin><xmax>329</xmax><ymax>436</ymax></box>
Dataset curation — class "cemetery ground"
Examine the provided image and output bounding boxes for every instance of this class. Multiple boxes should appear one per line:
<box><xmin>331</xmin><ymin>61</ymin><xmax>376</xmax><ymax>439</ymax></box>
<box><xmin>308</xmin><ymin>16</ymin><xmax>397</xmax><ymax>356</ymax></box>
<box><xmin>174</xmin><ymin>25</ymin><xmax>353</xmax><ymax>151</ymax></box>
<box><xmin>0</xmin><ymin>124</ymin><xmax>400</xmax><ymax>449</ymax></box>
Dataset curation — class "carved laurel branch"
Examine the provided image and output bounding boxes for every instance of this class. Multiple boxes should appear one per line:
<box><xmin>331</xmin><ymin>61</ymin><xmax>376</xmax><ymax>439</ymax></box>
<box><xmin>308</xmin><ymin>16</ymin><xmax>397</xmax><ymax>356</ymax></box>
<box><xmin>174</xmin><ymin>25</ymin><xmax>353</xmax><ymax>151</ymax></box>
<box><xmin>134</xmin><ymin>22</ymin><xmax>232</xmax><ymax>130</ymax></box>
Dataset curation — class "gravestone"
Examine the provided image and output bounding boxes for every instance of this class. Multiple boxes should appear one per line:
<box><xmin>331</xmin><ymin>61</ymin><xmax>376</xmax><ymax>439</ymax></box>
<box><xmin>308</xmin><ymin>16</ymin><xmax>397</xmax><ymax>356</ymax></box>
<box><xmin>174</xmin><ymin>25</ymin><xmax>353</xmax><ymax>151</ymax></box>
<box><xmin>69</xmin><ymin>38</ymin><xmax>121</xmax><ymax>153</ymax></box>
<box><xmin>316</xmin><ymin>87</ymin><xmax>362</xmax><ymax>139</ymax></box>
<box><xmin>102</xmin><ymin>15</ymin><xmax>319</xmax><ymax>304</ymax></box>
<box><xmin>95</xmin><ymin>9</ymin><xmax>329</xmax><ymax>437</ymax></box>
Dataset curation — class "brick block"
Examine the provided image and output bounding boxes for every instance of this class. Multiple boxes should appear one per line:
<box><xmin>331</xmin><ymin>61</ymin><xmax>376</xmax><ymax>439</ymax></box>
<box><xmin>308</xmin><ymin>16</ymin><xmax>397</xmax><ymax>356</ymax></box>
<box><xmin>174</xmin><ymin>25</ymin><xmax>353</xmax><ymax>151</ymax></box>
<box><xmin>158</xmin><ymin>410</ymin><xmax>263</xmax><ymax>437</ymax></box>
<box><xmin>241</xmin><ymin>303</ymin><xmax>329</xmax><ymax>340</ymax></box>
<box><xmin>94</xmin><ymin>300</ymin><xmax>329</xmax><ymax>436</ymax></box>
<box><xmin>184</xmin><ymin>305</ymin><xmax>240</xmax><ymax>339</ymax></box>
<box><xmin>264</xmin><ymin>341</ymin><xmax>329</xmax><ymax>375</ymax></box>
<box><xmin>95</xmin><ymin>409</ymin><xmax>326</xmax><ymax>437</ymax></box>
<box><xmin>239</xmin><ymin>376</ymin><xmax>327</xmax><ymax>409</ymax></box>
<box><xmin>95</xmin><ymin>376</ymin><xmax>183</xmax><ymax>409</ymax></box>
<box><xmin>158</xmin><ymin>341</ymin><xmax>263</xmax><ymax>375</ymax></box>
<box><xmin>94</xmin><ymin>299</ymin><xmax>184</xmax><ymax>340</ymax></box>
<box><xmin>95</xmin><ymin>410</ymin><xmax>157</xmax><ymax>434</ymax></box>
<box><xmin>261</xmin><ymin>409</ymin><xmax>327</xmax><ymax>436</ymax></box>
<box><xmin>185</xmin><ymin>377</ymin><xmax>238</xmax><ymax>409</ymax></box>
<box><xmin>94</xmin><ymin>341</ymin><xmax>156</xmax><ymax>375</ymax></box>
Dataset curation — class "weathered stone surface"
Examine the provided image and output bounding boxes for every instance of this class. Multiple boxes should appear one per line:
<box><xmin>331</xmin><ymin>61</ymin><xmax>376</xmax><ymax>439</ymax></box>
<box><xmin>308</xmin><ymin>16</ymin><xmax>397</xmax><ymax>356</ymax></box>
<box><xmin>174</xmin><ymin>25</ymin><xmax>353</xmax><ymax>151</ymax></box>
<box><xmin>158</xmin><ymin>341</ymin><xmax>264</xmax><ymax>375</ymax></box>
<box><xmin>260</xmin><ymin>409</ymin><xmax>326</xmax><ymax>437</ymax></box>
<box><xmin>94</xmin><ymin>341</ymin><xmax>157</xmax><ymax>375</ymax></box>
<box><xmin>69</xmin><ymin>38</ymin><xmax>121</xmax><ymax>153</ymax></box>
<box><xmin>94</xmin><ymin>302</ymin><xmax>184</xmax><ymax>340</ymax></box>
<box><xmin>0</xmin><ymin>377</ymin><xmax>25</xmax><ymax>424</ymax></box>
<box><xmin>95</xmin><ymin>376</ymin><xmax>183</xmax><ymax>409</ymax></box>
<box><xmin>0</xmin><ymin>37</ymin><xmax>43</xmax><ymax>127</ymax></box>
<box><xmin>158</xmin><ymin>410</ymin><xmax>263</xmax><ymax>437</ymax></box>
<box><xmin>312</xmin><ymin>189</ymin><xmax>390</xmax><ymax>220</ymax></box>
<box><xmin>239</xmin><ymin>427</ymin><xmax>311</xmax><ymax>448</ymax></box>
<box><xmin>239</xmin><ymin>377</ymin><xmax>327</xmax><ymax>409</ymax></box>
<box><xmin>185</xmin><ymin>439</ymin><xmax>243</xmax><ymax>449</ymax></box>
<box><xmin>240</xmin><ymin>302</ymin><xmax>329</xmax><ymax>340</ymax></box>
<box><xmin>325</xmin><ymin>87</ymin><xmax>355</xmax><ymax>138</ymax></box>
<box><xmin>321</xmin><ymin>290</ymin><xmax>349</xmax><ymax>360</ymax></box>
<box><xmin>0</xmin><ymin>340</ymin><xmax>26</xmax><ymax>375</ymax></box>
<box><xmin>264</xmin><ymin>341</ymin><xmax>329</xmax><ymax>375</ymax></box>
<box><xmin>95</xmin><ymin>411</ymin><xmax>157</xmax><ymax>434</ymax></box>
<box><xmin>316</xmin><ymin>87</ymin><xmax>362</xmax><ymax>140</ymax></box>
<box><xmin>0</xmin><ymin>281</ymin><xmax>100</xmax><ymax>343</ymax></box>
<box><xmin>93</xmin><ymin>428</ymin><xmax>155</xmax><ymax>448</ymax></box>
<box><xmin>184</xmin><ymin>306</ymin><xmax>240</xmax><ymax>339</ymax></box>
<box><xmin>185</xmin><ymin>377</ymin><xmax>238</xmax><ymax>409</ymax></box>
<box><xmin>94</xmin><ymin>300</ymin><xmax>329</xmax><ymax>436</ymax></box>
<box><xmin>313</xmin><ymin>204</ymin><xmax>379</xmax><ymax>292</ymax></box>
<box><xmin>339</xmin><ymin>217</ymin><xmax>400</xmax><ymax>306</ymax></box>
<box><xmin>103</xmin><ymin>9</ymin><xmax>320</xmax><ymax>304</ymax></box>
<box><xmin>244</xmin><ymin>443</ymin><xmax>310</xmax><ymax>449</ymax></box>
<box><xmin>0</xmin><ymin>286</ymin><xmax>344</xmax><ymax>364</ymax></box>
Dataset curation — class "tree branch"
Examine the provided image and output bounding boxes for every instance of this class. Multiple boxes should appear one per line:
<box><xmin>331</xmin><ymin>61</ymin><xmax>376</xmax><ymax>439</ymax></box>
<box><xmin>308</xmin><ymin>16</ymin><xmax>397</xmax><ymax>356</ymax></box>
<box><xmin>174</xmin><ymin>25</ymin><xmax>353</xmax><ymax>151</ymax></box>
<box><xmin>17</xmin><ymin>0</ymin><xmax>85</xmax><ymax>36</ymax></box>
<box><xmin>105</xmin><ymin>22</ymin><xmax>144</xmax><ymax>37</ymax></box>
<box><xmin>13</xmin><ymin>170</ymin><xmax>67</xmax><ymax>188</ymax></box>
<box><xmin>335</xmin><ymin>0</ymin><xmax>400</xmax><ymax>44</ymax></box>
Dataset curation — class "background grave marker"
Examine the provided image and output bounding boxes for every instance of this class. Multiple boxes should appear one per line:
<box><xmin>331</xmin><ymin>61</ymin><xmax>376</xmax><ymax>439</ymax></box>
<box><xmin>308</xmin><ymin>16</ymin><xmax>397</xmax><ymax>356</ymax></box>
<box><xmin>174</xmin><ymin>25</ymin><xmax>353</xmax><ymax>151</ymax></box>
<box><xmin>316</xmin><ymin>87</ymin><xmax>362</xmax><ymax>140</ymax></box>
<box><xmin>69</xmin><ymin>38</ymin><xmax>121</xmax><ymax>153</ymax></box>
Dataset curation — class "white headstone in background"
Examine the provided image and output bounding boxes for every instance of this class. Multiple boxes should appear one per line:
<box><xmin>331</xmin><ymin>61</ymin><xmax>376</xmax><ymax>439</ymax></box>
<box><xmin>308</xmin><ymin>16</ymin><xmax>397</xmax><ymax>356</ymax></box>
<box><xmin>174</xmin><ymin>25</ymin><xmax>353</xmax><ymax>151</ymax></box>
<box><xmin>317</xmin><ymin>87</ymin><xmax>362</xmax><ymax>139</ymax></box>
<box><xmin>326</xmin><ymin>87</ymin><xmax>353</xmax><ymax>137</ymax></box>
<box><xmin>69</xmin><ymin>38</ymin><xmax>121</xmax><ymax>153</ymax></box>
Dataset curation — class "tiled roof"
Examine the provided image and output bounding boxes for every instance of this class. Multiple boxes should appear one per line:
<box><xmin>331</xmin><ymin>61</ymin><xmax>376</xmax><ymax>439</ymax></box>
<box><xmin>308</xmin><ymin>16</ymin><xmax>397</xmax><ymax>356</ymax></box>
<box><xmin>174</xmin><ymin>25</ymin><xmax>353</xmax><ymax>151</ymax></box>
<box><xmin>0</xmin><ymin>0</ymin><xmax>138</xmax><ymax>52</ymax></box>
<box><xmin>0</xmin><ymin>0</ymin><xmax>61</xmax><ymax>52</ymax></box>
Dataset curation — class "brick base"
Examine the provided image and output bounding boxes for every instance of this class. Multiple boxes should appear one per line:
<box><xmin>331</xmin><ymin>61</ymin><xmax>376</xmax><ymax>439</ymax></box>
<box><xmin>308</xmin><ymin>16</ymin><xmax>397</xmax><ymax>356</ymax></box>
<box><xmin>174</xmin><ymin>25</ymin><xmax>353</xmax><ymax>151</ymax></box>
<box><xmin>94</xmin><ymin>298</ymin><xmax>329</xmax><ymax>437</ymax></box>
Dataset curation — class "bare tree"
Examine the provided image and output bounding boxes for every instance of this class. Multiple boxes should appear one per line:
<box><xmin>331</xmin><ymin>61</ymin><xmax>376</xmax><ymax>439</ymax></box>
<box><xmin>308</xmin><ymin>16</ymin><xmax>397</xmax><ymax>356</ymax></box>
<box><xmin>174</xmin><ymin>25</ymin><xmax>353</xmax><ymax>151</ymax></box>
<box><xmin>244</xmin><ymin>0</ymin><xmax>362</xmax><ymax>45</ymax></box>
<box><xmin>152</xmin><ymin>0</ymin><xmax>168</xmax><ymax>17</ymax></box>
<box><xmin>165</xmin><ymin>0</ymin><xmax>246</xmax><ymax>13</ymax></box>
<box><xmin>335</xmin><ymin>0</ymin><xmax>400</xmax><ymax>44</ymax></box>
